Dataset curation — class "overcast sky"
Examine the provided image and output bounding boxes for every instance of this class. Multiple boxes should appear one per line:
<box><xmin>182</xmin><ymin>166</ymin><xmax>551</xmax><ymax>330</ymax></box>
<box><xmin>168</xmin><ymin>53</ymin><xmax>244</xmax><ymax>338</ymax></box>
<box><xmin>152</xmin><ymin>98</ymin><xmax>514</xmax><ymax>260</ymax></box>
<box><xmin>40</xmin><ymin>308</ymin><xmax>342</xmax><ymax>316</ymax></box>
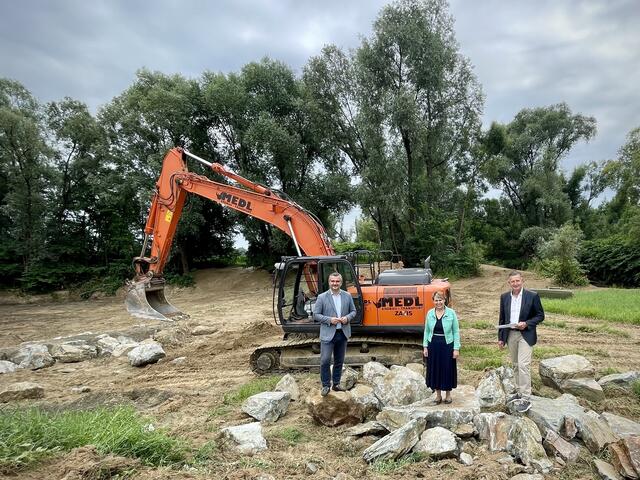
<box><xmin>2</xmin><ymin>0</ymin><xmax>639</xmax><ymax>239</ymax></box>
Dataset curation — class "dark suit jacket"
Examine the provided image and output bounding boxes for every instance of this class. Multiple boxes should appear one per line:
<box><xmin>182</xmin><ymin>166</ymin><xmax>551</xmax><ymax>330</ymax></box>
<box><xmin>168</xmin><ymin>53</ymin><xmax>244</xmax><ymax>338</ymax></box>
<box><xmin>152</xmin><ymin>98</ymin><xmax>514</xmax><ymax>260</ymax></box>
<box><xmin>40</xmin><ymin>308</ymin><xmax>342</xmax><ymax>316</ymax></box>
<box><xmin>498</xmin><ymin>289</ymin><xmax>545</xmax><ymax>346</ymax></box>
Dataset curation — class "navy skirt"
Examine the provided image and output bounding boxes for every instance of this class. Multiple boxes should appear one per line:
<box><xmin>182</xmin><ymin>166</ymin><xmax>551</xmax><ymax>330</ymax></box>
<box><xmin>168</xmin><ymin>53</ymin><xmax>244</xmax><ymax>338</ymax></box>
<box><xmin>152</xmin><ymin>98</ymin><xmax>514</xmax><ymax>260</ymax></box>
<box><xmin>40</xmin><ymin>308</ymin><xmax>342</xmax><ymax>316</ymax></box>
<box><xmin>425</xmin><ymin>335</ymin><xmax>457</xmax><ymax>391</ymax></box>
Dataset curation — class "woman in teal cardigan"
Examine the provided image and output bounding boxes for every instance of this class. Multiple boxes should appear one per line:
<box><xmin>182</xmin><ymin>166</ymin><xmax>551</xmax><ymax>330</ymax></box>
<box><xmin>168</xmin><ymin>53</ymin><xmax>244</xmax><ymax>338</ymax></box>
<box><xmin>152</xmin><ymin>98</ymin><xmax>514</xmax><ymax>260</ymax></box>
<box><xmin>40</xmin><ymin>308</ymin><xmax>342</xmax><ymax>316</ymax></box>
<box><xmin>423</xmin><ymin>291</ymin><xmax>461</xmax><ymax>404</ymax></box>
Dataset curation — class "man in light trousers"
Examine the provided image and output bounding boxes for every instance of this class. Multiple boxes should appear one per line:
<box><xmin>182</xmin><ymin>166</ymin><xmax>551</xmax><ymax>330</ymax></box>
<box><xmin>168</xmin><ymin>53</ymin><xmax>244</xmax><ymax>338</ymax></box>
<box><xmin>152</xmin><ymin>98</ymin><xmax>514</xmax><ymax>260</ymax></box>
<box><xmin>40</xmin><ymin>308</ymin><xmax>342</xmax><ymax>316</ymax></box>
<box><xmin>498</xmin><ymin>271</ymin><xmax>545</xmax><ymax>413</ymax></box>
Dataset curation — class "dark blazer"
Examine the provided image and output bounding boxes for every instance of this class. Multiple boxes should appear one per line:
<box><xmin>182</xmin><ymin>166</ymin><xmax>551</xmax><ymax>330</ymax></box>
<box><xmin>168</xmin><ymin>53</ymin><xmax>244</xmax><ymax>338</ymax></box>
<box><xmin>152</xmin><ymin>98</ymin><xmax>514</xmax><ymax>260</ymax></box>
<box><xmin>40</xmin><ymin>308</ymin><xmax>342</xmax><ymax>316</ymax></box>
<box><xmin>498</xmin><ymin>289</ymin><xmax>545</xmax><ymax>346</ymax></box>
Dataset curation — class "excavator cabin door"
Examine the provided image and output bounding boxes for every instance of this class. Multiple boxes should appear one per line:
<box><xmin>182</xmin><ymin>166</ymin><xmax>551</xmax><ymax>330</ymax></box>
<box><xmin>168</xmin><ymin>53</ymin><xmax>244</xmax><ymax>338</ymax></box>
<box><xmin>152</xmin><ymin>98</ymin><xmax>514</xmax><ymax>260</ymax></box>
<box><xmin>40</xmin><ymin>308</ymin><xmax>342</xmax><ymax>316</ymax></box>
<box><xmin>276</xmin><ymin>257</ymin><xmax>363</xmax><ymax>327</ymax></box>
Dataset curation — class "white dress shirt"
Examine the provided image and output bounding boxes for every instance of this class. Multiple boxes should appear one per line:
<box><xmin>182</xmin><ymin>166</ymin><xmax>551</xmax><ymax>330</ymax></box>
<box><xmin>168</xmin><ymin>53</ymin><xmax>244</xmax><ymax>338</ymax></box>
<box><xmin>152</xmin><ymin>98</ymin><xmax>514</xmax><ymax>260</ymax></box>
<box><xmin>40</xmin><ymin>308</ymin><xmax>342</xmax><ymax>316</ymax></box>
<box><xmin>332</xmin><ymin>292</ymin><xmax>342</xmax><ymax>330</ymax></box>
<box><xmin>510</xmin><ymin>291</ymin><xmax>522</xmax><ymax>325</ymax></box>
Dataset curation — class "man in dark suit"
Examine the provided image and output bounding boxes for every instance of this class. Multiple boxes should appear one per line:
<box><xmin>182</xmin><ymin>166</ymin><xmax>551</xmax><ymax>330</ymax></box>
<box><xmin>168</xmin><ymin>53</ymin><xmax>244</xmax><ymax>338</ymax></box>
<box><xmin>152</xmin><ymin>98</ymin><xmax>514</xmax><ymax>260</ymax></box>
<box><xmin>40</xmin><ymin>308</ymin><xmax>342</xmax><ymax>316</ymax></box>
<box><xmin>498</xmin><ymin>271</ymin><xmax>544</xmax><ymax>412</ymax></box>
<box><xmin>313</xmin><ymin>272</ymin><xmax>356</xmax><ymax>397</ymax></box>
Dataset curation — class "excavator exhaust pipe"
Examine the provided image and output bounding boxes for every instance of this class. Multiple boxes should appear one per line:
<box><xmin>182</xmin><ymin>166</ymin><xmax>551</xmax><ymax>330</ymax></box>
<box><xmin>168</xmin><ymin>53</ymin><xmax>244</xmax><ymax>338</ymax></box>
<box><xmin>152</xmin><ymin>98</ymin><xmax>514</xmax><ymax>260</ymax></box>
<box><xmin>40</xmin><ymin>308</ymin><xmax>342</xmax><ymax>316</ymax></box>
<box><xmin>124</xmin><ymin>277</ymin><xmax>188</xmax><ymax>321</ymax></box>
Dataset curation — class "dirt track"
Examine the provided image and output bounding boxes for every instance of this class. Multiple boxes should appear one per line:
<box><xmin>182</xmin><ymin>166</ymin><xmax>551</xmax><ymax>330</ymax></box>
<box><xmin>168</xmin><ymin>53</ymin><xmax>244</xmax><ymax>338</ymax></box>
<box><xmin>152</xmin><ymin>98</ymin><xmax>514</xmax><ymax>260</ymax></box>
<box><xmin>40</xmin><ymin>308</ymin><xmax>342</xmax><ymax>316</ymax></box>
<box><xmin>1</xmin><ymin>265</ymin><xmax>639</xmax><ymax>479</ymax></box>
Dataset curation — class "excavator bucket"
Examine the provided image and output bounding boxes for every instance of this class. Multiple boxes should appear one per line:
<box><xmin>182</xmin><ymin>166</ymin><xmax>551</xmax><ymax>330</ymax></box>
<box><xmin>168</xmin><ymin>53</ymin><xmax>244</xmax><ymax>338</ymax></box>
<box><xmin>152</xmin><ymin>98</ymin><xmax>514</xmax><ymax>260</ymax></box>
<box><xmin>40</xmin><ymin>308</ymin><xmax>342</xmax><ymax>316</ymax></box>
<box><xmin>124</xmin><ymin>278</ymin><xmax>188</xmax><ymax>321</ymax></box>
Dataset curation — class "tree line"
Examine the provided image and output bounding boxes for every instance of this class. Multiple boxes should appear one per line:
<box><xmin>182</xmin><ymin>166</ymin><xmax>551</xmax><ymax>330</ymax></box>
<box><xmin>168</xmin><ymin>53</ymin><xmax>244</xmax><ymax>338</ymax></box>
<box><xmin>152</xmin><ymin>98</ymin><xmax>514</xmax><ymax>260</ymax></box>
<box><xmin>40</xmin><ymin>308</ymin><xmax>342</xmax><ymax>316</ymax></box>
<box><xmin>1</xmin><ymin>0</ymin><xmax>638</xmax><ymax>294</ymax></box>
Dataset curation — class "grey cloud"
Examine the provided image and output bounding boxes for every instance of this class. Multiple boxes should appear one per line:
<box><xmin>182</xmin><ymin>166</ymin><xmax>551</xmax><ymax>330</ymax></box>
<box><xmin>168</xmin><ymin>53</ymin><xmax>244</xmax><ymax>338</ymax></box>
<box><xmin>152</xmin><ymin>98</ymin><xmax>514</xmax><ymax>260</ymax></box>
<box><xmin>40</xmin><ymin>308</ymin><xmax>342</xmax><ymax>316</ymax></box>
<box><xmin>1</xmin><ymin>0</ymin><xmax>638</xmax><ymax>170</ymax></box>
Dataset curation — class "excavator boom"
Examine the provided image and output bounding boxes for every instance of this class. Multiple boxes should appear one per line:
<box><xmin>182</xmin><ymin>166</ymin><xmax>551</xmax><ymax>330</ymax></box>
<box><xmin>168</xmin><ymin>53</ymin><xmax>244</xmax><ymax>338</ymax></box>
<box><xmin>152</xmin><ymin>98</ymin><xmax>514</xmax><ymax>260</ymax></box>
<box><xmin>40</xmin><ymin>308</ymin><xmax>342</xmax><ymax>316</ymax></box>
<box><xmin>126</xmin><ymin>148</ymin><xmax>334</xmax><ymax>320</ymax></box>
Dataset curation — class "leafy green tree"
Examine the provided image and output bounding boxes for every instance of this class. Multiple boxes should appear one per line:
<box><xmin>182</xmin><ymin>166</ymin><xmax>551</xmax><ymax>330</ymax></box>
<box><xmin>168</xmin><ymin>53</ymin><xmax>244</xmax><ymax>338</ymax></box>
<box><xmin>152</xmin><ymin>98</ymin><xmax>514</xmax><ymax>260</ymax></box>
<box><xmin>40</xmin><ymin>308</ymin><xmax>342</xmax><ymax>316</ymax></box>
<box><xmin>201</xmin><ymin>58</ymin><xmax>353</xmax><ymax>267</ymax></box>
<box><xmin>0</xmin><ymin>79</ymin><xmax>52</xmax><ymax>284</ymax></box>
<box><xmin>99</xmin><ymin>69</ymin><xmax>235</xmax><ymax>274</ymax></box>
<box><xmin>305</xmin><ymin>0</ymin><xmax>483</xmax><ymax>269</ymax></box>
<box><xmin>603</xmin><ymin>127</ymin><xmax>640</xmax><ymax>228</ymax></box>
<box><xmin>483</xmin><ymin>104</ymin><xmax>596</xmax><ymax>229</ymax></box>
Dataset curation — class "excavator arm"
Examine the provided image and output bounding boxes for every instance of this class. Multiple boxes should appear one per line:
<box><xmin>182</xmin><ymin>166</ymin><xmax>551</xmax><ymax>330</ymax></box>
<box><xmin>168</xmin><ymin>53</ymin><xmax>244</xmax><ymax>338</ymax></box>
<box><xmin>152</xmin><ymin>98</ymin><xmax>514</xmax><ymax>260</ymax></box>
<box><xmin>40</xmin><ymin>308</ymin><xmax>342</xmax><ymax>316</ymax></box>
<box><xmin>125</xmin><ymin>147</ymin><xmax>334</xmax><ymax>320</ymax></box>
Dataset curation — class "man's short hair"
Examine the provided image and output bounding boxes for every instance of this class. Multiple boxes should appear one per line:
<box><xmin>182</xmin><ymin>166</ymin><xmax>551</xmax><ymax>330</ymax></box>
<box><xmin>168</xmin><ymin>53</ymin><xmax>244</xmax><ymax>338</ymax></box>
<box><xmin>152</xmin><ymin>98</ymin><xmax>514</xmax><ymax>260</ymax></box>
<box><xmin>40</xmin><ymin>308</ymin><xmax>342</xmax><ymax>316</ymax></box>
<box><xmin>329</xmin><ymin>272</ymin><xmax>343</xmax><ymax>280</ymax></box>
<box><xmin>508</xmin><ymin>270</ymin><xmax>522</xmax><ymax>279</ymax></box>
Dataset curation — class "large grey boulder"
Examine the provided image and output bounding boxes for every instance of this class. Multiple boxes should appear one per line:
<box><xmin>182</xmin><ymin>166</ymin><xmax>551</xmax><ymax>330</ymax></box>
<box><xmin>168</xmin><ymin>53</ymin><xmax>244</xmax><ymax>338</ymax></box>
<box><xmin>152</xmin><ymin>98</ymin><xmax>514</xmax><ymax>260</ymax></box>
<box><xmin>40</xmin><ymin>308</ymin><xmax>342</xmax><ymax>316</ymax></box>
<box><xmin>275</xmin><ymin>374</ymin><xmax>299</xmax><ymax>401</ymax></box>
<box><xmin>219</xmin><ymin>422</ymin><xmax>267</xmax><ymax>455</ymax></box>
<box><xmin>111</xmin><ymin>337</ymin><xmax>139</xmax><ymax>357</ymax></box>
<box><xmin>242</xmin><ymin>391</ymin><xmax>290</xmax><ymax>423</ymax></box>
<box><xmin>526</xmin><ymin>393</ymin><xmax>586</xmax><ymax>436</ymax></box>
<box><xmin>405</xmin><ymin>362</ymin><xmax>424</xmax><ymax>377</ymax></box>
<box><xmin>307</xmin><ymin>391</ymin><xmax>364</xmax><ymax>427</ymax></box>
<box><xmin>362</xmin><ymin>361</ymin><xmax>389</xmax><ymax>388</ymax></box>
<box><xmin>608</xmin><ymin>440</ymin><xmax>639</xmax><ymax>480</ymax></box>
<box><xmin>574</xmin><ymin>410</ymin><xmax>619</xmax><ymax>453</ymax></box>
<box><xmin>474</xmin><ymin>412</ymin><xmax>516</xmax><ymax>451</ymax></box>
<box><xmin>362</xmin><ymin>418</ymin><xmax>426</xmax><ymax>463</ymax></box>
<box><xmin>12</xmin><ymin>344</ymin><xmax>55</xmax><ymax>370</ymax></box>
<box><xmin>412</xmin><ymin>426</ymin><xmax>459</xmax><ymax>458</ymax></box>
<box><xmin>622</xmin><ymin>436</ymin><xmax>640</xmax><ymax>478</ymax></box>
<box><xmin>496</xmin><ymin>365</ymin><xmax>517</xmax><ymax>395</ymax></box>
<box><xmin>598</xmin><ymin>371</ymin><xmax>640</xmax><ymax>391</ymax></box>
<box><xmin>543</xmin><ymin>430</ymin><xmax>580</xmax><ymax>463</ymax></box>
<box><xmin>476</xmin><ymin>369</ymin><xmax>507</xmax><ymax>410</ymax></box>
<box><xmin>345</xmin><ymin>421</ymin><xmax>388</xmax><ymax>438</ymax></box>
<box><xmin>191</xmin><ymin>325</ymin><xmax>218</xmax><ymax>336</ymax></box>
<box><xmin>128</xmin><ymin>342</ymin><xmax>165</xmax><ymax>367</ymax></box>
<box><xmin>373</xmin><ymin>365</ymin><xmax>430</xmax><ymax>406</ymax></box>
<box><xmin>341</xmin><ymin>366</ymin><xmax>359</xmax><ymax>390</ymax></box>
<box><xmin>0</xmin><ymin>360</ymin><xmax>19</xmax><ymax>374</ymax></box>
<box><xmin>559</xmin><ymin>377</ymin><xmax>604</xmax><ymax>402</ymax></box>
<box><xmin>601</xmin><ymin>412</ymin><xmax>640</xmax><ymax>439</ymax></box>
<box><xmin>508</xmin><ymin>416</ymin><xmax>553</xmax><ymax>474</ymax></box>
<box><xmin>377</xmin><ymin>384</ymin><xmax>479</xmax><ymax>432</ymax></box>
<box><xmin>350</xmin><ymin>384</ymin><xmax>383</xmax><ymax>420</ymax></box>
<box><xmin>594</xmin><ymin>459</ymin><xmax>623</xmax><ymax>480</ymax></box>
<box><xmin>0</xmin><ymin>382</ymin><xmax>44</xmax><ymax>402</ymax></box>
<box><xmin>51</xmin><ymin>342</ymin><xmax>97</xmax><ymax>363</ymax></box>
<box><xmin>539</xmin><ymin>354</ymin><xmax>595</xmax><ymax>390</ymax></box>
<box><xmin>95</xmin><ymin>335</ymin><xmax>121</xmax><ymax>356</ymax></box>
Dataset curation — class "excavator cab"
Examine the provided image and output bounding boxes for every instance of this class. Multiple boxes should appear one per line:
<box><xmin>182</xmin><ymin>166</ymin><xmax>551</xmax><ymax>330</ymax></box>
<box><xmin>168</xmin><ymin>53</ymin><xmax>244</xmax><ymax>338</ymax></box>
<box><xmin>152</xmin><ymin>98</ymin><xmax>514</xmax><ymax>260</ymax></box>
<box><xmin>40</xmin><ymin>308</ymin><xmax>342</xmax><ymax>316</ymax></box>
<box><xmin>275</xmin><ymin>256</ymin><xmax>364</xmax><ymax>333</ymax></box>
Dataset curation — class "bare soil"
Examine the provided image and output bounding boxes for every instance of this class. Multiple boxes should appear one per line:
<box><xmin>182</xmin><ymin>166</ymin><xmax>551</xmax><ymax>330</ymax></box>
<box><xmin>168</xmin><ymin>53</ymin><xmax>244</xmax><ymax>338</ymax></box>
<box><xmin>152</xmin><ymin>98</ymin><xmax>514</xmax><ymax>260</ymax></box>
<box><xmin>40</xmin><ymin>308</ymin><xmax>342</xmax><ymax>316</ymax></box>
<box><xmin>1</xmin><ymin>265</ymin><xmax>639</xmax><ymax>480</ymax></box>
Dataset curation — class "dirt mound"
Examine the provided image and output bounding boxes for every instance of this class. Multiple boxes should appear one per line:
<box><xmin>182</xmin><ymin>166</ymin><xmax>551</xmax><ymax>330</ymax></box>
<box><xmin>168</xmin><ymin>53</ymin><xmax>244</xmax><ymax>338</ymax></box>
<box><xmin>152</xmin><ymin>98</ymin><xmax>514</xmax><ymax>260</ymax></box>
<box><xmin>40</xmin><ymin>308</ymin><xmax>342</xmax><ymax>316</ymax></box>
<box><xmin>191</xmin><ymin>267</ymin><xmax>272</xmax><ymax>293</ymax></box>
<box><xmin>50</xmin><ymin>445</ymin><xmax>139</xmax><ymax>480</ymax></box>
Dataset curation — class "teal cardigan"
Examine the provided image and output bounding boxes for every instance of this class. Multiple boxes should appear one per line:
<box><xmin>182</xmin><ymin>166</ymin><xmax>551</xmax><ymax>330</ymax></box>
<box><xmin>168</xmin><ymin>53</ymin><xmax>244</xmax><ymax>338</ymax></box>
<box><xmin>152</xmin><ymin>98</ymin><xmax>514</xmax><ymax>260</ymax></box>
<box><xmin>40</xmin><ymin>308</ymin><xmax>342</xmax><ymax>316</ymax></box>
<box><xmin>423</xmin><ymin>306</ymin><xmax>461</xmax><ymax>351</ymax></box>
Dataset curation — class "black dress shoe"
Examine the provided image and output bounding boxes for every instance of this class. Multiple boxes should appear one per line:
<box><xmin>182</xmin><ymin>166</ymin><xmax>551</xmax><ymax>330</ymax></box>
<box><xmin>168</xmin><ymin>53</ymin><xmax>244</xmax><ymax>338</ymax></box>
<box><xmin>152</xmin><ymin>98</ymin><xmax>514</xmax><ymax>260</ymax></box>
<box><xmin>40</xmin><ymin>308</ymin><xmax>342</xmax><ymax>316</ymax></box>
<box><xmin>332</xmin><ymin>384</ymin><xmax>347</xmax><ymax>392</ymax></box>
<box><xmin>321</xmin><ymin>386</ymin><xmax>330</xmax><ymax>397</ymax></box>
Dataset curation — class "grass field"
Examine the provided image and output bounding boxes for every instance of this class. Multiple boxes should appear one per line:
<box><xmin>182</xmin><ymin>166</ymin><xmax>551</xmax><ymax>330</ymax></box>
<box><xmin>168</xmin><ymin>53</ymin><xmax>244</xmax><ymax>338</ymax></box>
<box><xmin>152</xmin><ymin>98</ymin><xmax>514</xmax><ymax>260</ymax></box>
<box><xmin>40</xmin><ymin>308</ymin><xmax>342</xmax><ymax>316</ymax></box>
<box><xmin>542</xmin><ymin>289</ymin><xmax>640</xmax><ymax>325</ymax></box>
<box><xmin>0</xmin><ymin>406</ymin><xmax>187</xmax><ymax>472</ymax></box>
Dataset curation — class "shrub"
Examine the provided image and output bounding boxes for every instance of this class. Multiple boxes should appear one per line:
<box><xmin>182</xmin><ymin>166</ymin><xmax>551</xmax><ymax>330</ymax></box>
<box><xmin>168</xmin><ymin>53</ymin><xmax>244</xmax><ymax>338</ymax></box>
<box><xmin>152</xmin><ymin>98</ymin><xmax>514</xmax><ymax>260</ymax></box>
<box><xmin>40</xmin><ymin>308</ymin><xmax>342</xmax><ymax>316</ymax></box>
<box><xmin>579</xmin><ymin>235</ymin><xmax>640</xmax><ymax>287</ymax></box>
<box><xmin>537</xmin><ymin>224</ymin><xmax>589</xmax><ymax>286</ymax></box>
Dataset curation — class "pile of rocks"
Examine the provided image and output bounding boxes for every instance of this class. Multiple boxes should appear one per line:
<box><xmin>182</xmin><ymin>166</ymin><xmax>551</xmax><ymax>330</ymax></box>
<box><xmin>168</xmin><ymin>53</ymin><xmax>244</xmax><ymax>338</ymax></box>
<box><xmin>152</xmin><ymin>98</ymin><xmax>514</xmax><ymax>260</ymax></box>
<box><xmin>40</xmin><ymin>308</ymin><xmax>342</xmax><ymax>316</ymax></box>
<box><xmin>0</xmin><ymin>323</ymin><xmax>210</xmax><ymax>402</ymax></box>
<box><xmin>219</xmin><ymin>359</ymin><xmax>640</xmax><ymax>479</ymax></box>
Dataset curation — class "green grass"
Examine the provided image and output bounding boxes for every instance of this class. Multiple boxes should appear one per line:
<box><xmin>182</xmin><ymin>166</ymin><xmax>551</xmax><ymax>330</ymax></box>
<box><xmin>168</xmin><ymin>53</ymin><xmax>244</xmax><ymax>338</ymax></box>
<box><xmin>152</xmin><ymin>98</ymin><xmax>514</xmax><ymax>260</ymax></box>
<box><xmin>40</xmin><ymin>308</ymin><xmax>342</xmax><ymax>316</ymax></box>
<box><xmin>370</xmin><ymin>453</ymin><xmax>424</xmax><ymax>473</ymax></box>
<box><xmin>633</xmin><ymin>381</ymin><xmax>640</xmax><ymax>401</ymax></box>
<box><xmin>0</xmin><ymin>406</ymin><xmax>187</xmax><ymax>472</ymax></box>
<box><xmin>460</xmin><ymin>345</ymin><xmax>505</xmax><ymax>371</ymax></box>
<box><xmin>467</xmin><ymin>321</ymin><xmax>493</xmax><ymax>330</ymax></box>
<box><xmin>600</xmin><ymin>367</ymin><xmax>621</xmax><ymax>377</ymax></box>
<box><xmin>576</xmin><ymin>324</ymin><xmax>629</xmax><ymax>337</ymax></box>
<box><xmin>542</xmin><ymin>289</ymin><xmax>640</xmax><ymax>325</ymax></box>
<box><xmin>221</xmin><ymin>376</ymin><xmax>281</xmax><ymax>406</ymax></box>
<box><xmin>268</xmin><ymin>426</ymin><xmax>306</xmax><ymax>445</ymax></box>
<box><xmin>543</xmin><ymin>320</ymin><xmax>567</xmax><ymax>329</ymax></box>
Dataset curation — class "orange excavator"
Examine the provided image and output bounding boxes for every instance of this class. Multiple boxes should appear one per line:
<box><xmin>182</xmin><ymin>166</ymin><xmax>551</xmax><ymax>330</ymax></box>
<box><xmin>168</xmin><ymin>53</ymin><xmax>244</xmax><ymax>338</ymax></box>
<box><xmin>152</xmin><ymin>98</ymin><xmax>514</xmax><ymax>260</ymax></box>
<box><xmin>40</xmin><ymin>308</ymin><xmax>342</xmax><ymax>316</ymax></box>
<box><xmin>125</xmin><ymin>148</ymin><xmax>451</xmax><ymax>373</ymax></box>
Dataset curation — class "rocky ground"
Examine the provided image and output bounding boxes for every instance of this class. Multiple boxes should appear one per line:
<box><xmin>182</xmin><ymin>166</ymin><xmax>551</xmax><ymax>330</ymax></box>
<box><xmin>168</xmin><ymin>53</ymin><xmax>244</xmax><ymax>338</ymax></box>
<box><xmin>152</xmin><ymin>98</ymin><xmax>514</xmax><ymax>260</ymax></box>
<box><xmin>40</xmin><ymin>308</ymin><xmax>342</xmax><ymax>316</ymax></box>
<box><xmin>1</xmin><ymin>265</ymin><xmax>639</xmax><ymax>479</ymax></box>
